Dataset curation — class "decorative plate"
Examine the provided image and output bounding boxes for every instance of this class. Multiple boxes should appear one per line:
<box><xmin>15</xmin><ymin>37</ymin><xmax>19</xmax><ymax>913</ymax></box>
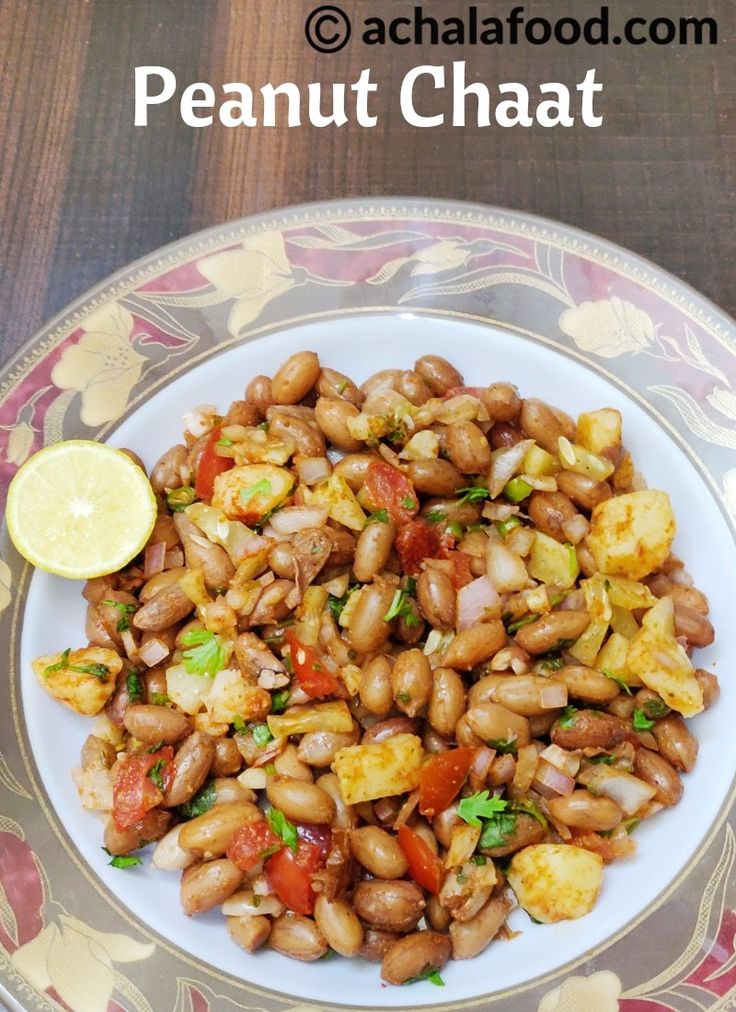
<box><xmin>1</xmin><ymin>199</ymin><xmax>736</xmax><ymax>1012</ymax></box>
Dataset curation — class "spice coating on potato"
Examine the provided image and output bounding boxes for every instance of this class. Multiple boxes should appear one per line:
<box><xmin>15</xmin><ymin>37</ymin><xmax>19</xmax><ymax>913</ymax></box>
<box><xmin>587</xmin><ymin>489</ymin><xmax>676</xmax><ymax>581</ymax></box>
<box><xmin>507</xmin><ymin>844</ymin><xmax>604</xmax><ymax>923</ymax></box>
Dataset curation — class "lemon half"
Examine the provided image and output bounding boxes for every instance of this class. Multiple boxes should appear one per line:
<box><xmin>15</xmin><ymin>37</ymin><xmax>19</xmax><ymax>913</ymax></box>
<box><xmin>6</xmin><ymin>440</ymin><xmax>157</xmax><ymax>579</ymax></box>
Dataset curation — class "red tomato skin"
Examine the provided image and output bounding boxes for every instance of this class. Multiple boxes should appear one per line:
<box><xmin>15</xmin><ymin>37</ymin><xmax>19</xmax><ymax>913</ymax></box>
<box><xmin>395</xmin><ymin>520</ymin><xmax>441</xmax><ymax>577</ymax></box>
<box><xmin>227</xmin><ymin>821</ymin><xmax>282</xmax><ymax>872</ymax></box>
<box><xmin>194</xmin><ymin>427</ymin><xmax>234</xmax><ymax>501</ymax></box>
<box><xmin>286</xmin><ymin>630</ymin><xmax>341</xmax><ymax>698</ymax></box>
<box><xmin>112</xmin><ymin>746</ymin><xmax>174</xmax><ymax>830</ymax></box>
<box><xmin>266</xmin><ymin>824</ymin><xmax>332</xmax><ymax>915</ymax></box>
<box><xmin>445</xmin><ymin>550</ymin><xmax>475</xmax><ymax>588</ymax></box>
<box><xmin>419</xmin><ymin>747</ymin><xmax>477</xmax><ymax>819</ymax></box>
<box><xmin>397</xmin><ymin>824</ymin><xmax>442</xmax><ymax>895</ymax></box>
<box><xmin>364</xmin><ymin>462</ymin><xmax>419</xmax><ymax>527</ymax></box>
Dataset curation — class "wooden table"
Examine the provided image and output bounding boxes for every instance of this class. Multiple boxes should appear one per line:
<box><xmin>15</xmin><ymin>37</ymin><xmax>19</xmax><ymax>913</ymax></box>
<box><xmin>2</xmin><ymin>0</ymin><xmax>734</xmax><ymax>362</ymax></box>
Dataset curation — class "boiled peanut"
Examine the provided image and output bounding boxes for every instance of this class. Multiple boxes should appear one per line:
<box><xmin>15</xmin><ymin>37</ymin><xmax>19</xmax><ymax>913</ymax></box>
<box><xmin>348</xmin><ymin>578</ymin><xmax>396</xmax><ymax>654</ymax></box>
<box><xmin>350</xmin><ymin>826</ymin><xmax>409</xmax><ymax>879</ymax></box>
<box><xmin>245</xmin><ymin>375</ymin><xmax>273</xmax><ymax>414</ymax></box>
<box><xmin>442</xmin><ymin>622</ymin><xmax>506</xmax><ymax>670</ymax></box>
<box><xmin>652</xmin><ymin>715</ymin><xmax>698</xmax><ymax>772</ymax></box>
<box><xmin>273</xmin><ymin>743</ymin><xmax>314</xmax><ymax>782</ymax></box>
<box><xmin>123</xmin><ymin>704</ymin><xmax>191</xmax><ymax>746</ymax></box>
<box><xmin>695</xmin><ymin>669</ymin><xmax>720</xmax><ymax>709</ymax></box>
<box><xmin>151</xmin><ymin>444</ymin><xmax>189</xmax><ymax>494</ymax></box>
<box><xmin>414</xmin><ymin>355</ymin><xmax>463</xmax><ymax>395</ymax></box>
<box><xmin>674</xmin><ymin>603</ymin><xmax>715</xmax><ymax>647</ymax></box>
<box><xmin>406</xmin><ymin>459</ymin><xmax>463</xmax><ymax>496</ymax></box>
<box><xmin>633</xmin><ymin>749</ymin><xmax>683</xmax><ymax>806</ymax></box>
<box><xmin>417</xmin><ymin>568</ymin><xmax>456</xmax><ymax>631</ymax></box>
<box><xmin>480</xmin><ymin>812</ymin><xmax>545</xmax><ymax>857</ymax></box>
<box><xmin>445</xmin><ymin>421</ymin><xmax>492</xmax><ymax>474</ymax></box>
<box><xmin>314</xmin><ymin>397</ymin><xmax>363</xmax><ymax>452</ymax></box>
<box><xmin>133</xmin><ymin>579</ymin><xmax>193</xmax><ymax>632</ymax></box>
<box><xmin>178</xmin><ymin>801</ymin><xmax>261</xmax><ymax>858</ymax></box>
<box><xmin>381</xmin><ymin>931</ymin><xmax>452</xmax><ymax>985</ymax></box>
<box><xmin>556</xmin><ymin>470</ymin><xmax>612</xmax><ymax>511</ymax></box>
<box><xmin>212</xmin><ymin>737</ymin><xmax>243</xmax><ymax>777</ymax></box>
<box><xmin>226</xmin><ymin>914</ymin><xmax>271</xmax><ymax>953</ymax></box>
<box><xmin>314</xmin><ymin>895</ymin><xmax>364</xmax><ymax>957</ymax></box>
<box><xmin>492</xmin><ymin>674</ymin><xmax>568</xmax><ymax>717</ymax></box>
<box><xmin>553</xmin><ymin>665</ymin><xmax>619</xmax><ymax>704</ymax></box>
<box><xmin>353</xmin><ymin>880</ymin><xmax>425</xmax><ymax>932</ymax></box>
<box><xmin>479</xmin><ymin>383</ymin><xmax>521</xmax><ymax>422</ymax></box>
<box><xmin>316</xmin><ymin>772</ymin><xmax>357</xmax><ymax>830</ymax></box>
<box><xmin>551</xmin><ymin>708</ymin><xmax>630</xmax><ymax>750</ymax></box>
<box><xmin>269</xmin><ymin>912</ymin><xmax>328</xmax><ymax>961</ymax></box>
<box><xmin>104</xmin><ymin>809</ymin><xmax>171</xmax><ymax>856</ymax></box>
<box><xmin>266</xmin><ymin>775</ymin><xmax>336</xmax><ymax>824</ymax></box>
<box><xmin>466</xmin><ymin>702</ymin><xmax>531</xmax><ymax>748</ymax></box>
<box><xmin>391</xmin><ymin>648</ymin><xmax>432</xmax><ymax>718</ymax></box>
<box><xmin>297</xmin><ymin>726</ymin><xmax>360</xmax><ymax>767</ymax></box>
<box><xmin>359</xmin><ymin>930</ymin><xmax>401</xmax><ymax>962</ymax></box>
<box><xmin>164</xmin><ymin>732</ymin><xmax>216</xmax><ymax>807</ymax></box>
<box><xmin>520</xmin><ymin>398</ymin><xmax>575</xmax><ymax>453</ymax></box>
<box><xmin>528</xmin><ymin>491</ymin><xmax>580</xmax><ymax>543</ymax></box>
<box><xmin>316</xmin><ymin>367</ymin><xmax>363</xmax><ymax>406</ymax></box>
<box><xmin>333</xmin><ymin>452</ymin><xmax>380</xmax><ymax>491</ymax></box>
<box><xmin>428</xmin><ymin>667</ymin><xmax>466</xmax><ymax>737</ymax></box>
<box><xmin>514</xmin><ymin>611</ymin><xmax>590</xmax><ymax>654</ymax></box>
<box><xmin>353</xmin><ymin>519</ymin><xmax>396</xmax><ymax>583</ymax></box>
<box><xmin>359</xmin><ymin>655</ymin><xmax>394</xmax><ymax>716</ymax></box>
<box><xmin>180</xmin><ymin>859</ymin><xmax>243</xmax><ymax>915</ymax></box>
<box><xmin>271</xmin><ymin>351</ymin><xmax>320</xmax><ymax>404</ymax></box>
<box><xmin>450</xmin><ymin>896</ymin><xmax>513</xmax><ymax>959</ymax></box>
<box><xmin>547</xmin><ymin>790</ymin><xmax>623</xmax><ymax>831</ymax></box>
<box><xmin>268</xmin><ymin>410</ymin><xmax>325</xmax><ymax>457</ymax></box>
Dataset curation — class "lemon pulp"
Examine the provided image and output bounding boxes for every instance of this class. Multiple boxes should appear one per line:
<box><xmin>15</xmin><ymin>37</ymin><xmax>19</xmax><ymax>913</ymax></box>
<box><xmin>6</xmin><ymin>440</ymin><xmax>157</xmax><ymax>579</ymax></box>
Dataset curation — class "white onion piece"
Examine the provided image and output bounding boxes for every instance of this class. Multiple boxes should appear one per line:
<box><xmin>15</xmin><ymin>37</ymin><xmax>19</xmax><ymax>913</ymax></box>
<box><xmin>540</xmin><ymin>743</ymin><xmax>579</xmax><ymax>776</ymax></box>
<box><xmin>468</xmin><ymin>746</ymin><xmax>495</xmax><ymax>792</ymax></box>
<box><xmin>486</xmin><ymin>541</ymin><xmax>528</xmax><ymax>593</ymax></box>
<box><xmin>519</xmin><ymin>474</ymin><xmax>558</xmax><ymax>492</ymax></box>
<box><xmin>269</xmin><ymin>506</ymin><xmax>329</xmax><ymax>536</ymax></box>
<box><xmin>488</xmin><ymin>440</ymin><xmax>534</xmax><ymax>498</ymax></box>
<box><xmin>163</xmin><ymin>547</ymin><xmax>184</xmax><ymax>569</ymax></box>
<box><xmin>296</xmin><ymin>456</ymin><xmax>332</xmax><ymax>486</ymax></box>
<box><xmin>120</xmin><ymin>628</ymin><xmax>140</xmax><ymax>663</ymax></box>
<box><xmin>561</xmin><ymin>513</ymin><xmax>591</xmax><ymax>545</ymax></box>
<box><xmin>457</xmin><ymin>576</ymin><xmax>501</xmax><ymax>630</ymax></box>
<box><xmin>558</xmin><ymin>589</ymin><xmax>585</xmax><ymax>611</ymax></box>
<box><xmin>539</xmin><ymin>683</ymin><xmax>569</xmax><ymax>711</ymax></box>
<box><xmin>138</xmin><ymin>636</ymin><xmax>170</xmax><ymax>668</ymax></box>
<box><xmin>532</xmin><ymin>759</ymin><xmax>575</xmax><ymax>797</ymax></box>
<box><xmin>251</xmin><ymin>874</ymin><xmax>276</xmax><ymax>897</ymax></box>
<box><xmin>182</xmin><ymin>404</ymin><xmax>217</xmax><ymax>438</ymax></box>
<box><xmin>577</xmin><ymin>765</ymin><xmax>657</xmax><ymax>815</ymax></box>
<box><xmin>482</xmin><ymin>501</ymin><xmax>520</xmax><ymax>522</ymax></box>
<box><xmin>321</xmin><ymin>572</ymin><xmax>350</xmax><ymax>598</ymax></box>
<box><xmin>143</xmin><ymin>541</ymin><xmax>167</xmax><ymax>577</ymax></box>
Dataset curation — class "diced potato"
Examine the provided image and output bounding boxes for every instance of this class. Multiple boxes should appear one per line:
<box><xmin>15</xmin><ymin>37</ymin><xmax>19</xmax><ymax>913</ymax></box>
<box><xmin>268</xmin><ymin>700</ymin><xmax>354</xmax><ymax>738</ymax></box>
<box><xmin>340</xmin><ymin>663</ymin><xmax>362</xmax><ymax>696</ymax></box>
<box><xmin>434</xmin><ymin>394</ymin><xmax>489</xmax><ymax>424</ymax></box>
<box><xmin>345</xmin><ymin>412</ymin><xmax>390</xmax><ymax>443</ymax></box>
<box><xmin>207</xmin><ymin>668</ymin><xmax>271</xmax><ymax>725</ymax></box>
<box><xmin>91</xmin><ymin>713</ymin><xmax>124</xmax><ymax>747</ymax></box>
<box><xmin>32</xmin><ymin>647</ymin><xmax>122</xmax><ymax>716</ymax></box>
<box><xmin>587</xmin><ymin>490</ymin><xmax>676</xmax><ymax>581</ymax></box>
<box><xmin>528</xmin><ymin>532</ymin><xmax>579</xmax><ymax>589</ymax></box>
<box><xmin>612</xmin><ymin>451</ymin><xmax>636</xmax><ymax>493</ymax></box>
<box><xmin>568</xmin><ymin>620</ymin><xmax>608</xmax><ymax>667</ymax></box>
<box><xmin>193</xmin><ymin>711</ymin><xmax>231</xmax><ymax>737</ymax></box>
<box><xmin>507</xmin><ymin>844</ymin><xmax>604</xmax><ymax>924</ymax></box>
<box><xmin>523</xmin><ymin>443</ymin><xmax>559</xmax><ymax>478</ymax></box>
<box><xmin>595</xmin><ymin>632</ymin><xmax>641</xmax><ymax>688</ymax></box>
<box><xmin>332</xmin><ymin>733</ymin><xmax>424</xmax><ymax>805</ymax></box>
<box><xmin>166</xmin><ymin>663</ymin><xmax>211</xmax><ymax>714</ymax></box>
<box><xmin>212</xmin><ymin>464</ymin><xmax>294</xmax><ymax>523</ymax></box>
<box><xmin>294</xmin><ymin>586</ymin><xmax>329</xmax><ymax>645</ymax></box>
<box><xmin>581</xmin><ymin>576</ymin><xmax>612</xmax><ymax>623</ymax></box>
<box><xmin>398</xmin><ymin>430</ymin><xmax>440</xmax><ymax>461</ymax></box>
<box><xmin>609</xmin><ymin>605</ymin><xmax>639</xmax><ymax>640</ymax></box>
<box><xmin>626</xmin><ymin>597</ymin><xmax>703</xmax><ymax>717</ymax></box>
<box><xmin>231</xmin><ymin>426</ymin><xmax>295</xmax><ymax>465</ymax></box>
<box><xmin>186</xmin><ymin>502</ymin><xmax>268</xmax><ymax>567</ymax></box>
<box><xmin>576</xmin><ymin>408</ymin><xmax>622</xmax><ymax>457</ymax></box>
<box><xmin>72</xmin><ymin>766</ymin><xmax>114</xmax><ymax>812</ymax></box>
<box><xmin>304</xmin><ymin>474</ymin><xmax>366</xmax><ymax>532</ymax></box>
<box><xmin>179</xmin><ymin>568</ymin><xmax>211</xmax><ymax>608</ymax></box>
<box><xmin>445</xmin><ymin>823</ymin><xmax>483</xmax><ymax>869</ymax></box>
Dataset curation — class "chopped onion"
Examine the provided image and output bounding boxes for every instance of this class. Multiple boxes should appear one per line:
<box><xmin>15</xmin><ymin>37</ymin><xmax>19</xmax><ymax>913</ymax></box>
<box><xmin>252</xmin><ymin>739</ymin><xmax>285</xmax><ymax>767</ymax></box>
<box><xmin>561</xmin><ymin>514</ymin><xmax>591</xmax><ymax>545</ymax></box>
<box><xmin>394</xmin><ymin>790</ymin><xmax>420</xmax><ymax>829</ymax></box>
<box><xmin>532</xmin><ymin>759</ymin><xmax>575</xmax><ymax>797</ymax></box>
<box><xmin>513</xmin><ymin>744</ymin><xmax>541</xmax><ymax>792</ymax></box>
<box><xmin>539</xmin><ymin>683</ymin><xmax>569</xmax><ymax>711</ymax></box>
<box><xmin>269</xmin><ymin>505</ymin><xmax>329</xmax><ymax>535</ymax></box>
<box><xmin>490</xmin><ymin>646</ymin><xmax>530</xmax><ymax>675</ymax></box>
<box><xmin>482</xmin><ymin>501</ymin><xmax>520</xmax><ymax>522</ymax></box>
<box><xmin>577</xmin><ymin>765</ymin><xmax>657</xmax><ymax>815</ymax></box>
<box><xmin>445</xmin><ymin>823</ymin><xmax>481</xmax><ymax>868</ymax></box>
<box><xmin>252</xmin><ymin>873</ymin><xmax>276</xmax><ymax>896</ymax></box>
<box><xmin>238</xmin><ymin>768</ymin><xmax>267</xmax><ymax>790</ymax></box>
<box><xmin>488</xmin><ymin>440</ymin><xmax>534</xmax><ymax>498</ymax></box>
<box><xmin>143</xmin><ymin>541</ymin><xmax>167</xmax><ymax>577</ymax></box>
<box><xmin>222</xmin><ymin>890</ymin><xmax>284</xmax><ymax>917</ymax></box>
<box><xmin>519</xmin><ymin>474</ymin><xmax>558</xmax><ymax>492</ymax></box>
<box><xmin>540</xmin><ymin>743</ymin><xmax>579</xmax><ymax>776</ymax></box>
<box><xmin>457</xmin><ymin>576</ymin><xmax>501</xmax><ymax>630</ymax></box>
<box><xmin>486</xmin><ymin>542</ymin><xmax>528</xmax><ymax>593</ymax></box>
<box><xmin>321</xmin><ymin>572</ymin><xmax>350</xmax><ymax>598</ymax></box>
<box><xmin>138</xmin><ymin>636</ymin><xmax>170</xmax><ymax>668</ymax></box>
<box><xmin>182</xmin><ymin>404</ymin><xmax>217</xmax><ymax>438</ymax></box>
<box><xmin>296</xmin><ymin>456</ymin><xmax>332</xmax><ymax>486</ymax></box>
<box><xmin>120</xmin><ymin>628</ymin><xmax>140</xmax><ymax>663</ymax></box>
<box><xmin>558</xmin><ymin>589</ymin><xmax>585</xmax><ymax>610</ymax></box>
<box><xmin>469</xmin><ymin>746</ymin><xmax>495</xmax><ymax>793</ymax></box>
<box><xmin>164</xmin><ymin>547</ymin><xmax>184</xmax><ymax>569</ymax></box>
<box><xmin>377</xmin><ymin>442</ymin><xmax>401</xmax><ymax>466</ymax></box>
<box><xmin>506</xmin><ymin>526</ymin><xmax>535</xmax><ymax>557</ymax></box>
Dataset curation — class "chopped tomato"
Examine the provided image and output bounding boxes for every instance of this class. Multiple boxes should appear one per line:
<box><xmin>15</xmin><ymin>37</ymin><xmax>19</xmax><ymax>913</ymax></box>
<box><xmin>397</xmin><ymin>823</ymin><xmax>443</xmax><ymax>895</ymax></box>
<box><xmin>112</xmin><ymin>746</ymin><xmax>174</xmax><ymax>830</ymax></box>
<box><xmin>227</xmin><ymin>820</ymin><xmax>282</xmax><ymax>872</ymax></box>
<box><xmin>286</xmin><ymin>630</ymin><xmax>341</xmax><ymax>698</ymax></box>
<box><xmin>194</xmin><ymin>427</ymin><xmax>234</xmax><ymax>501</ymax></box>
<box><xmin>266</xmin><ymin>823</ymin><xmax>331</xmax><ymax>915</ymax></box>
<box><xmin>445</xmin><ymin>550</ymin><xmax>475</xmax><ymax>588</ymax></box>
<box><xmin>363</xmin><ymin>461</ymin><xmax>419</xmax><ymax>527</ymax></box>
<box><xmin>418</xmin><ymin>747</ymin><xmax>477</xmax><ymax>819</ymax></box>
<box><xmin>395</xmin><ymin>520</ymin><xmax>442</xmax><ymax>577</ymax></box>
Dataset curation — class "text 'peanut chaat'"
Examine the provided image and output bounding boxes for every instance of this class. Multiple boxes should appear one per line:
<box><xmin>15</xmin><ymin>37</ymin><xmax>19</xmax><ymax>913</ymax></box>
<box><xmin>34</xmin><ymin>351</ymin><xmax>717</xmax><ymax>985</ymax></box>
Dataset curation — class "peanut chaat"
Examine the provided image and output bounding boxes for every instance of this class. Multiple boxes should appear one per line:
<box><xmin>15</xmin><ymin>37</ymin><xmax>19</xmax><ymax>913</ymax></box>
<box><xmin>33</xmin><ymin>351</ymin><xmax>718</xmax><ymax>985</ymax></box>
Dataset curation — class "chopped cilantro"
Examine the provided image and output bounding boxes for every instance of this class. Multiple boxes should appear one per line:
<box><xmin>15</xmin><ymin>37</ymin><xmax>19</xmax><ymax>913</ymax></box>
<box><xmin>232</xmin><ymin>715</ymin><xmax>248</xmax><ymax>735</ymax></box>
<box><xmin>257</xmin><ymin>420</ymin><xmax>269</xmax><ymax>431</ymax></box>
<box><xmin>623</xmin><ymin>817</ymin><xmax>640</xmax><ymax>834</ymax></box>
<box><xmin>602</xmin><ymin>668</ymin><xmax>632</xmax><ymax>695</ymax></box>
<box><xmin>511</xmin><ymin>798</ymin><xmax>548</xmax><ymax>830</ymax></box>
<box><xmin>507</xmin><ymin>613</ymin><xmax>540</xmax><ymax>635</ymax></box>
<box><xmin>403</xmin><ymin>968</ymin><xmax>445</xmax><ymax>987</ymax></box>
<box><xmin>181</xmin><ymin>628</ymin><xmax>226</xmax><ymax>677</ymax></box>
<box><xmin>401</xmin><ymin>496</ymin><xmax>417</xmax><ymax>510</ymax></box>
<box><xmin>264</xmin><ymin>762</ymin><xmax>277</xmax><ymax>776</ymax></box>
<box><xmin>384</xmin><ymin>588</ymin><xmax>419</xmax><ymax>625</ymax></box>
<box><xmin>268</xmin><ymin>808</ymin><xmax>299</xmax><ymax>854</ymax></box>
<box><xmin>457</xmin><ymin>485</ymin><xmax>490</xmax><ymax>505</ymax></box>
<box><xmin>642</xmin><ymin>696</ymin><xmax>669</xmax><ymax>719</ymax></box>
<box><xmin>540</xmin><ymin>655</ymin><xmax>564</xmax><ymax>671</ymax></box>
<box><xmin>367</xmin><ymin>508</ymin><xmax>390</xmax><ymax>524</ymax></box>
<box><xmin>495</xmin><ymin>516</ymin><xmax>523</xmax><ymax>538</ymax></box>
<box><xmin>102</xmin><ymin>599</ymin><xmax>138</xmax><ymax>632</ymax></box>
<box><xmin>470</xmin><ymin>854</ymin><xmax>487</xmax><ymax>865</ymax></box>
<box><xmin>240</xmin><ymin>478</ymin><xmax>272</xmax><ymax>506</ymax></box>
<box><xmin>632</xmin><ymin>708</ymin><xmax>655</xmax><ymax>732</ymax></box>
<box><xmin>103</xmin><ymin>848</ymin><xmax>142</xmax><ymax>869</ymax></box>
<box><xmin>480</xmin><ymin>811</ymin><xmax>518</xmax><ymax>849</ymax></box>
<box><xmin>425</xmin><ymin>509</ymin><xmax>445</xmax><ymax>523</ymax></box>
<box><xmin>216</xmin><ymin>436</ymin><xmax>234</xmax><ymax>447</ymax></box>
<box><xmin>252</xmin><ymin>724</ymin><xmax>274</xmax><ymax>748</ymax></box>
<box><xmin>150</xmin><ymin>692</ymin><xmax>170</xmax><ymax>706</ymax></box>
<box><xmin>589</xmin><ymin>753</ymin><xmax>616</xmax><ymax>765</ymax></box>
<box><xmin>43</xmin><ymin>648</ymin><xmax>109</xmax><ymax>681</ymax></box>
<box><xmin>488</xmin><ymin>737</ymin><xmax>517</xmax><ymax>755</ymax></box>
<box><xmin>147</xmin><ymin>758</ymin><xmax>166</xmax><ymax>791</ymax></box>
<box><xmin>126</xmin><ymin>667</ymin><xmax>144</xmax><ymax>704</ymax></box>
<box><xmin>271</xmin><ymin>689</ymin><xmax>290</xmax><ymax>713</ymax></box>
<box><xmin>178</xmin><ymin>781</ymin><xmax>217</xmax><ymax>819</ymax></box>
<box><xmin>457</xmin><ymin>790</ymin><xmax>509</xmax><ymax>827</ymax></box>
<box><xmin>558</xmin><ymin>705</ymin><xmax>579</xmax><ymax>730</ymax></box>
<box><xmin>405</xmin><ymin>577</ymin><xmax>417</xmax><ymax>596</ymax></box>
<box><xmin>550</xmin><ymin>637</ymin><xmax>576</xmax><ymax>652</ymax></box>
<box><xmin>166</xmin><ymin>485</ymin><xmax>196</xmax><ymax>512</ymax></box>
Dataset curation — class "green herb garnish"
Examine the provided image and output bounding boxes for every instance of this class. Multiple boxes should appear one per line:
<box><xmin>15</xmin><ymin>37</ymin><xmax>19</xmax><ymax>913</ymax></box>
<box><xmin>558</xmin><ymin>705</ymin><xmax>579</xmax><ymax>730</ymax></box>
<box><xmin>367</xmin><ymin>508</ymin><xmax>390</xmax><ymax>524</ymax></box>
<box><xmin>403</xmin><ymin>968</ymin><xmax>445</xmax><ymax>987</ymax></box>
<box><xmin>503</xmin><ymin>477</ymin><xmax>533</xmax><ymax>503</ymax></box>
<box><xmin>103</xmin><ymin>847</ymin><xmax>142</xmax><ymax>869</ymax></box>
<box><xmin>232</xmin><ymin>715</ymin><xmax>248</xmax><ymax>735</ymax></box>
<box><xmin>271</xmin><ymin>689</ymin><xmax>290</xmax><ymax>713</ymax></box>
<box><xmin>216</xmin><ymin>436</ymin><xmax>234</xmax><ymax>447</ymax></box>
<box><xmin>589</xmin><ymin>753</ymin><xmax>616</xmax><ymax>765</ymax></box>
<box><xmin>480</xmin><ymin>810</ymin><xmax>518</xmax><ymax>849</ymax></box>
<box><xmin>642</xmin><ymin>697</ymin><xmax>669</xmax><ymax>719</ymax></box>
<box><xmin>495</xmin><ymin>515</ymin><xmax>523</xmax><ymax>538</ymax></box>
<box><xmin>150</xmin><ymin>692</ymin><xmax>170</xmax><ymax>706</ymax></box>
<box><xmin>240</xmin><ymin>478</ymin><xmax>272</xmax><ymax>506</ymax></box>
<box><xmin>457</xmin><ymin>485</ymin><xmax>491</xmax><ymax>505</ymax></box>
<box><xmin>268</xmin><ymin>808</ymin><xmax>299</xmax><ymax>854</ymax></box>
<box><xmin>126</xmin><ymin>667</ymin><xmax>144</xmax><ymax>704</ymax></box>
<box><xmin>632</xmin><ymin>708</ymin><xmax>655</xmax><ymax>732</ymax></box>
<box><xmin>602</xmin><ymin>668</ymin><xmax>632</xmax><ymax>695</ymax></box>
<box><xmin>401</xmin><ymin>496</ymin><xmax>417</xmax><ymax>510</ymax></box>
<box><xmin>178</xmin><ymin>781</ymin><xmax>217</xmax><ymax>819</ymax></box>
<box><xmin>147</xmin><ymin>758</ymin><xmax>166</xmax><ymax>791</ymax></box>
<box><xmin>470</xmin><ymin>854</ymin><xmax>487</xmax><ymax>865</ymax></box>
<box><xmin>102</xmin><ymin>599</ymin><xmax>138</xmax><ymax>632</ymax></box>
<box><xmin>425</xmin><ymin>509</ymin><xmax>445</xmax><ymax>523</ymax></box>
<box><xmin>488</xmin><ymin>737</ymin><xmax>518</xmax><ymax>755</ymax></box>
<box><xmin>43</xmin><ymin>648</ymin><xmax>109</xmax><ymax>681</ymax></box>
<box><xmin>457</xmin><ymin>790</ymin><xmax>509</xmax><ymax>827</ymax></box>
<box><xmin>252</xmin><ymin>723</ymin><xmax>274</xmax><ymax>748</ymax></box>
<box><xmin>507</xmin><ymin>613</ymin><xmax>540</xmax><ymax>635</ymax></box>
<box><xmin>181</xmin><ymin>628</ymin><xmax>226</xmax><ymax>677</ymax></box>
<box><xmin>384</xmin><ymin>588</ymin><xmax>419</xmax><ymax>626</ymax></box>
<box><xmin>166</xmin><ymin>486</ymin><xmax>196</xmax><ymax>512</ymax></box>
